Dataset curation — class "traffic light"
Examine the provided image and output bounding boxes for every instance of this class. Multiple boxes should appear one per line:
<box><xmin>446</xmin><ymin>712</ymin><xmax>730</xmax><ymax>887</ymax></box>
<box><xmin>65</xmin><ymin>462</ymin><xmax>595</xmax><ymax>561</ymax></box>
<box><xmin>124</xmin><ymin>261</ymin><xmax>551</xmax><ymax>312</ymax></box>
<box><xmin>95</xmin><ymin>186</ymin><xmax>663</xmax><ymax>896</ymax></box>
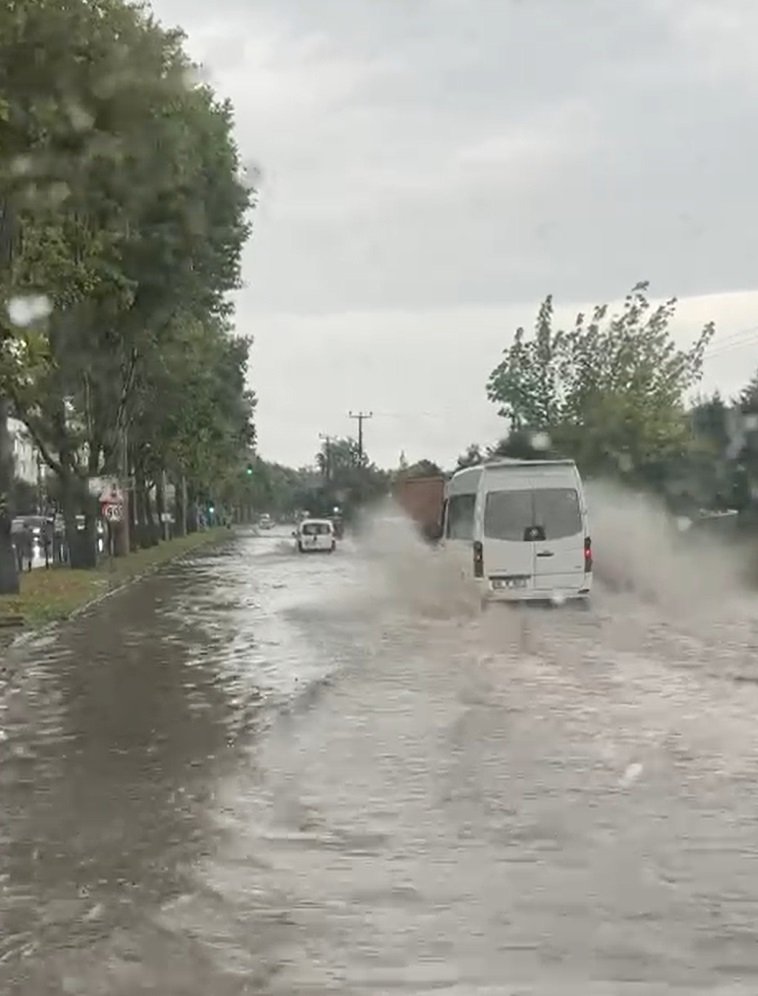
<box><xmin>245</xmin><ymin>463</ymin><xmax>254</xmax><ymax>476</ymax></box>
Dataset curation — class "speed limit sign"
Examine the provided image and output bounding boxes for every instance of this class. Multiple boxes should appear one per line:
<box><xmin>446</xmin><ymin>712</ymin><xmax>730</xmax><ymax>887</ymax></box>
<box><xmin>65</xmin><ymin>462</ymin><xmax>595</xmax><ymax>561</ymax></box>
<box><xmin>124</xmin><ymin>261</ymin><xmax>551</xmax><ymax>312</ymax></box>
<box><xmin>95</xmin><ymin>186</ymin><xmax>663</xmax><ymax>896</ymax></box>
<box><xmin>101</xmin><ymin>502</ymin><xmax>123</xmax><ymax>522</ymax></box>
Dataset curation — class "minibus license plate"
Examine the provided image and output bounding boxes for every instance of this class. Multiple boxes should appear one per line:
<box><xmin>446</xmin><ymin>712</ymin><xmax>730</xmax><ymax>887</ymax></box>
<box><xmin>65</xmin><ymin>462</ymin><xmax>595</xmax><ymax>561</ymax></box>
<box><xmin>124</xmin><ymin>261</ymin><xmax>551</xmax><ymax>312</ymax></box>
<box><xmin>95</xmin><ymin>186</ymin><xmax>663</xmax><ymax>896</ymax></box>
<box><xmin>493</xmin><ymin>577</ymin><xmax>527</xmax><ymax>590</ymax></box>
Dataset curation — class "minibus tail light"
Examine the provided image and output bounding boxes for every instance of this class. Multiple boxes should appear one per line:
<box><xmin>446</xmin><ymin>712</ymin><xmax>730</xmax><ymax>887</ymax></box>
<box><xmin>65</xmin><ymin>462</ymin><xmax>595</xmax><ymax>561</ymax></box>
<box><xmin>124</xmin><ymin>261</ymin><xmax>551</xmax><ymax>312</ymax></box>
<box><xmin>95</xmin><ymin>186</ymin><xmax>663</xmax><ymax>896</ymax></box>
<box><xmin>473</xmin><ymin>540</ymin><xmax>484</xmax><ymax>578</ymax></box>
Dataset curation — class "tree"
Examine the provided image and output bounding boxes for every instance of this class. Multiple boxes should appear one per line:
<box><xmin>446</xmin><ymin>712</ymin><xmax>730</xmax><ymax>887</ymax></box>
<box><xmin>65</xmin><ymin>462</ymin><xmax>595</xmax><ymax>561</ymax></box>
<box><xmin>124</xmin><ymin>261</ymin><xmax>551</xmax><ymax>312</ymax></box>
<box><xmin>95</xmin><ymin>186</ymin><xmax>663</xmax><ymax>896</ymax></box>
<box><xmin>405</xmin><ymin>459</ymin><xmax>442</xmax><ymax>477</ymax></box>
<box><xmin>0</xmin><ymin>0</ymin><xmax>252</xmax><ymax>566</ymax></box>
<box><xmin>128</xmin><ymin>314</ymin><xmax>255</xmax><ymax>538</ymax></box>
<box><xmin>487</xmin><ymin>282</ymin><xmax>714</xmax><ymax>482</ymax></box>
<box><xmin>314</xmin><ymin>436</ymin><xmax>389</xmax><ymax>519</ymax></box>
<box><xmin>730</xmin><ymin>374</ymin><xmax>758</xmax><ymax>518</ymax></box>
<box><xmin>456</xmin><ymin>443</ymin><xmax>484</xmax><ymax>469</ymax></box>
<box><xmin>488</xmin><ymin>429</ymin><xmax>564</xmax><ymax>461</ymax></box>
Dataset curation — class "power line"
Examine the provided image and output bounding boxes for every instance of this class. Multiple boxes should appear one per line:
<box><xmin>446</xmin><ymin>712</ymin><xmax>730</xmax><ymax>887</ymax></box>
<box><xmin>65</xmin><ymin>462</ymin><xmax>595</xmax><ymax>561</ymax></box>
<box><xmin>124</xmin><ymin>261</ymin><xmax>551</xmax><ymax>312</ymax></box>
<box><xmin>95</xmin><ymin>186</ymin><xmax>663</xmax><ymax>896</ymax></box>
<box><xmin>705</xmin><ymin>325</ymin><xmax>758</xmax><ymax>350</ymax></box>
<box><xmin>348</xmin><ymin>410</ymin><xmax>373</xmax><ymax>462</ymax></box>
<box><xmin>704</xmin><ymin>325</ymin><xmax>758</xmax><ymax>360</ymax></box>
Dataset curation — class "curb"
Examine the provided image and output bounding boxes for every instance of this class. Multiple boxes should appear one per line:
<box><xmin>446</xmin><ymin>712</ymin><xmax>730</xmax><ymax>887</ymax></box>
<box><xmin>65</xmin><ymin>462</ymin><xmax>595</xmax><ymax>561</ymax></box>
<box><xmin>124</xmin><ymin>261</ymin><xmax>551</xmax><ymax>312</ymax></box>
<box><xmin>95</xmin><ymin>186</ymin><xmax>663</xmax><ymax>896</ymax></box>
<box><xmin>4</xmin><ymin>531</ymin><xmax>231</xmax><ymax>652</ymax></box>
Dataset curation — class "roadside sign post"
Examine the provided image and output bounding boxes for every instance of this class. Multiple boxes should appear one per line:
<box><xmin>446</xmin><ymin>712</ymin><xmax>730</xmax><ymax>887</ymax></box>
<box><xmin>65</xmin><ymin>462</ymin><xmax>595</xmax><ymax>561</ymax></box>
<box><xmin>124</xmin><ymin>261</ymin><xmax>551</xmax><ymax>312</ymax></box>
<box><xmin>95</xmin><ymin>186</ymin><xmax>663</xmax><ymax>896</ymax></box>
<box><xmin>97</xmin><ymin>479</ymin><xmax>125</xmax><ymax>556</ymax></box>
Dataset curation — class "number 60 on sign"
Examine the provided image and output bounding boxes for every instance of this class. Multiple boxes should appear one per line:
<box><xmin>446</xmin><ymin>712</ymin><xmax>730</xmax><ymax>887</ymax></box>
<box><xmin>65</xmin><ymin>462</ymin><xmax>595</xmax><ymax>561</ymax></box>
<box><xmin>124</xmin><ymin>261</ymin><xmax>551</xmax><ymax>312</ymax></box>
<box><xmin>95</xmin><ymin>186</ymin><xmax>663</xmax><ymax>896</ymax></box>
<box><xmin>102</xmin><ymin>502</ymin><xmax>123</xmax><ymax>522</ymax></box>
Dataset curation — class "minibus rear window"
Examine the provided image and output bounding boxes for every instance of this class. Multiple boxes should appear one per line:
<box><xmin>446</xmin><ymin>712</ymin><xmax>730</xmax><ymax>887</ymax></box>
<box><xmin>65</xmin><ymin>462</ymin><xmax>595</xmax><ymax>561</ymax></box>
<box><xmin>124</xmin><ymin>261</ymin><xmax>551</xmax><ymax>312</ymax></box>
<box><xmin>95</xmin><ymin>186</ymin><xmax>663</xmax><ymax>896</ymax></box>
<box><xmin>534</xmin><ymin>488</ymin><xmax>582</xmax><ymax>539</ymax></box>
<box><xmin>484</xmin><ymin>489</ymin><xmax>533</xmax><ymax>541</ymax></box>
<box><xmin>484</xmin><ymin>487</ymin><xmax>582</xmax><ymax>541</ymax></box>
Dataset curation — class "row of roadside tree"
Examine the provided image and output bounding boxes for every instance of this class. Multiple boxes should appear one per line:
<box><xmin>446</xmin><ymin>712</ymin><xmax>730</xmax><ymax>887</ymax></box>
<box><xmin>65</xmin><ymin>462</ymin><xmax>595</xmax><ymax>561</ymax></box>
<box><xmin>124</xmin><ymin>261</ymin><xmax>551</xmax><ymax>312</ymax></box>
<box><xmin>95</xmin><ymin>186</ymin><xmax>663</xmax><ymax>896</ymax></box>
<box><xmin>0</xmin><ymin>0</ymin><xmax>257</xmax><ymax>592</ymax></box>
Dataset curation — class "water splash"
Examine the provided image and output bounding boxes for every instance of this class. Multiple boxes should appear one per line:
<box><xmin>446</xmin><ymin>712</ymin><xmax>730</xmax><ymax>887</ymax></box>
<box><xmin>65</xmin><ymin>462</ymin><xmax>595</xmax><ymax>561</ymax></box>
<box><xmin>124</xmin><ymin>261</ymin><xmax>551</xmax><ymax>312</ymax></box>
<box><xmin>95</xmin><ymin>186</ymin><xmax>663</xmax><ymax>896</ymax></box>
<box><xmin>586</xmin><ymin>479</ymin><xmax>748</xmax><ymax>615</ymax></box>
<box><xmin>353</xmin><ymin>502</ymin><xmax>481</xmax><ymax>619</ymax></box>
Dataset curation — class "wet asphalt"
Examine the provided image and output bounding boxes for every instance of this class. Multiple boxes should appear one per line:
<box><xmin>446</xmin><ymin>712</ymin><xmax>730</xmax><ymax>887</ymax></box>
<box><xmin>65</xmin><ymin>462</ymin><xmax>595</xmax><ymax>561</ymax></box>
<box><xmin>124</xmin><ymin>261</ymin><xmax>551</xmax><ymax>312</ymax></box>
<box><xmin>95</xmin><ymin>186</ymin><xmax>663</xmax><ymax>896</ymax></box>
<box><xmin>2</xmin><ymin>525</ymin><xmax>758</xmax><ymax>994</ymax></box>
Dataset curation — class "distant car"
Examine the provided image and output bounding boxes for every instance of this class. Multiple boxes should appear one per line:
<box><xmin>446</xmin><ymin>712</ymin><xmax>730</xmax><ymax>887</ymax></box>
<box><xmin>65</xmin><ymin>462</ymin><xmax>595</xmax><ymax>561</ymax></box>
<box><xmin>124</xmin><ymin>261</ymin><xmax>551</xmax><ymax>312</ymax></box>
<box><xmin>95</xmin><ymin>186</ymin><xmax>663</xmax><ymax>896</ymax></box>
<box><xmin>12</xmin><ymin>515</ymin><xmax>55</xmax><ymax>548</ymax></box>
<box><xmin>258</xmin><ymin>514</ymin><xmax>274</xmax><ymax>530</ymax></box>
<box><xmin>294</xmin><ymin>518</ymin><xmax>336</xmax><ymax>553</ymax></box>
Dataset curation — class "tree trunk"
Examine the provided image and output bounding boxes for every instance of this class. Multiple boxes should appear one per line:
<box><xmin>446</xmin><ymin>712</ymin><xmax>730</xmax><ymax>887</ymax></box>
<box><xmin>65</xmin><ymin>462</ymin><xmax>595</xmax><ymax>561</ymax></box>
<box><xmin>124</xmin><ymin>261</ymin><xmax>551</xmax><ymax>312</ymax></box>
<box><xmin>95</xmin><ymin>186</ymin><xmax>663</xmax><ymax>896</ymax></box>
<box><xmin>187</xmin><ymin>482</ymin><xmax>198</xmax><ymax>534</ymax></box>
<box><xmin>129</xmin><ymin>474</ymin><xmax>137</xmax><ymax>551</ymax></box>
<box><xmin>127</xmin><ymin>456</ymin><xmax>137</xmax><ymax>553</ymax></box>
<box><xmin>175</xmin><ymin>473</ymin><xmax>187</xmax><ymax>537</ymax></box>
<box><xmin>62</xmin><ymin>474</ymin><xmax>97</xmax><ymax>569</ymax></box>
<box><xmin>113</xmin><ymin>428</ymin><xmax>131</xmax><ymax>557</ymax></box>
<box><xmin>0</xmin><ymin>402</ymin><xmax>19</xmax><ymax>594</ymax></box>
<box><xmin>156</xmin><ymin>472</ymin><xmax>168</xmax><ymax>542</ymax></box>
<box><xmin>0</xmin><ymin>199</ymin><xmax>20</xmax><ymax>594</ymax></box>
<box><xmin>133</xmin><ymin>464</ymin><xmax>145</xmax><ymax>548</ymax></box>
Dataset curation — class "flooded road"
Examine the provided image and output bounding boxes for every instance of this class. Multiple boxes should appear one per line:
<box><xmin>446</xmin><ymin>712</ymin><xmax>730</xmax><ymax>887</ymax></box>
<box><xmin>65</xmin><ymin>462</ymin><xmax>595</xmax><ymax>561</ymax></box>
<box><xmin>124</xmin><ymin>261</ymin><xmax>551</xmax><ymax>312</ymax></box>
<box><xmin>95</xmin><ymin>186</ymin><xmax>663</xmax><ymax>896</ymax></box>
<box><xmin>3</xmin><ymin>524</ymin><xmax>758</xmax><ymax>993</ymax></box>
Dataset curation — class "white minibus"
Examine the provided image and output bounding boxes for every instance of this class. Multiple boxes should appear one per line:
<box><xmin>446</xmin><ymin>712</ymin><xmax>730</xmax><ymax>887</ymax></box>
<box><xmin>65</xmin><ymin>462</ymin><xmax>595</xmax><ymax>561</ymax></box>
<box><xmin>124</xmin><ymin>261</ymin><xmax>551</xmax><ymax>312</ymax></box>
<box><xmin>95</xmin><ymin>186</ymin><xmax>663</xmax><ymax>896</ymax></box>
<box><xmin>443</xmin><ymin>458</ymin><xmax>592</xmax><ymax>603</ymax></box>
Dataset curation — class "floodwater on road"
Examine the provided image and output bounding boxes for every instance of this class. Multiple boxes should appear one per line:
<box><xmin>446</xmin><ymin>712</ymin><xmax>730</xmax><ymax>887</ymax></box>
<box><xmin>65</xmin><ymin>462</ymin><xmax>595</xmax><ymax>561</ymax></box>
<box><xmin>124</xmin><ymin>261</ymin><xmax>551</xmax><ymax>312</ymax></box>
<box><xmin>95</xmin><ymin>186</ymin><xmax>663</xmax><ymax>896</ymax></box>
<box><xmin>3</xmin><ymin>518</ymin><xmax>758</xmax><ymax>993</ymax></box>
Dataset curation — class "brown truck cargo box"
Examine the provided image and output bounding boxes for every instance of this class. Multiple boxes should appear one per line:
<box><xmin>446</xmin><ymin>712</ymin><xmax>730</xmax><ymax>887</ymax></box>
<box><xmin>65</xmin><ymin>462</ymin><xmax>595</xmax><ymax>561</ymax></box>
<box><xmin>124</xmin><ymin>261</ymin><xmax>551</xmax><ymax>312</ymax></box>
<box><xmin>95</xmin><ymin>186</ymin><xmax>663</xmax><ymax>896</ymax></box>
<box><xmin>392</xmin><ymin>475</ymin><xmax>445</xmax><ymax>541</ymax></box>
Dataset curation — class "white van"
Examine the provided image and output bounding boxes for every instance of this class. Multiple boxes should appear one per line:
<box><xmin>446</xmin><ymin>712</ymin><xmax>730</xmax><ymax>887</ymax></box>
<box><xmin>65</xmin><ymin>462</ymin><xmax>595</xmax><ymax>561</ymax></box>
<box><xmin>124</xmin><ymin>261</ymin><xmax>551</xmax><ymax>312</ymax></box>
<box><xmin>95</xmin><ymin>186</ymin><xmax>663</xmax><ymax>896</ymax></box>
<box><xmin>294</xmin><ymin>518</ymin><xmax>336</xmax><ymax>553</ymax></box>
<box><xmin>443</xmin><ymin>458</ymin><xmax>592</xmax><ymax>604</ymax></box>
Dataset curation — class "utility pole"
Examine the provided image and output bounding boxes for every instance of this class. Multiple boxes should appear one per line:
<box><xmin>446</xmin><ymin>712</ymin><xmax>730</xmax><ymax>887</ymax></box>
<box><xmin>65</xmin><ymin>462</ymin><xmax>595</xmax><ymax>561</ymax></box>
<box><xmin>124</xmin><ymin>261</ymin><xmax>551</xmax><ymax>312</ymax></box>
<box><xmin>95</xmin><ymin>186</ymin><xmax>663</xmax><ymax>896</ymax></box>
<box><xmin>348</xmin><ymin>411</ymin><xmax>373</xmax><ymax>463</ymax></box>
<box><xmin>318</xmin><ymin>433</ymin><xmax>334</xmax><ymax>480</ymax></box>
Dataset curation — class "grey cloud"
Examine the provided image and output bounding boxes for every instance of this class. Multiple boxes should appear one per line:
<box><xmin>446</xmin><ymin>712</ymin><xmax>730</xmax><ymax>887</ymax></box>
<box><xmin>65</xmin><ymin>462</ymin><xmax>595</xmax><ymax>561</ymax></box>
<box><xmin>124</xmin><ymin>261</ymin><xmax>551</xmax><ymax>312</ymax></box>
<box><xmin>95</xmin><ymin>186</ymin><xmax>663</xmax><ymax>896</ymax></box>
<box><xmin>149</xmin><ymin>0</ymin><xmax>758</xmax><ymax>463</ymax></box>
<box><xmin>151</xmin><ymin>0</ymin><xmax>758</xmax><ymax>310</ymax></box>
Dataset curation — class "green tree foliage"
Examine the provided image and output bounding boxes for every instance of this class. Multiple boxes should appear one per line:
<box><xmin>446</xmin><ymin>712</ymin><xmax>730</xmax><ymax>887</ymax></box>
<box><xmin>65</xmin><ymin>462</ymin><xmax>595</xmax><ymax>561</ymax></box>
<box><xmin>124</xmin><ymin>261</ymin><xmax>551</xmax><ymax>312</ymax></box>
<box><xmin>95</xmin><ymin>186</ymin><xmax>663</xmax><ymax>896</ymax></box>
<box><xmin>487</xmin><ymin>282</ymin><xmax>714</xmax><ymax>482</ymax></box>
<box><xmin>313</xmin><ymin>436</ymin><xmax>389</xmax><ymax>519</ymax></box>
<box><xmin>455</xmin><ymin>443</ymin><xmax>484</xmax><ymax>469</ymax></box>
<box><xmin>488</xmin><ymin>429</ymin><xmax>564</xmax><ymax>462</ymax></box>
<box><xmin>403</xmin><ymin>459</ymin><xmax>442</xmax><ymax>477</ymax></box>
<box><xmin>0</xmin><ymin>0</ymin><xmax>254</xmax><ymax>570</ymax></box>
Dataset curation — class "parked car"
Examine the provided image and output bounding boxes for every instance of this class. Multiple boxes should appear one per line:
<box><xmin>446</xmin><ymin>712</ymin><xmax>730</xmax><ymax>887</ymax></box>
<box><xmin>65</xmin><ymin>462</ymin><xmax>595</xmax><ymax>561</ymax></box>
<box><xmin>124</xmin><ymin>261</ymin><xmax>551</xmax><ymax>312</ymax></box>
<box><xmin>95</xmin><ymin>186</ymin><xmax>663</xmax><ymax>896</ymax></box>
<box><xmin>294</xmin><ymin>518</ymin><xmax>336</xmax><ymax>553</ymax></box>
<box><xmin>258</xmin><ymin>513</ymin><xmax>274</xmax><ymax>530</ymax></box>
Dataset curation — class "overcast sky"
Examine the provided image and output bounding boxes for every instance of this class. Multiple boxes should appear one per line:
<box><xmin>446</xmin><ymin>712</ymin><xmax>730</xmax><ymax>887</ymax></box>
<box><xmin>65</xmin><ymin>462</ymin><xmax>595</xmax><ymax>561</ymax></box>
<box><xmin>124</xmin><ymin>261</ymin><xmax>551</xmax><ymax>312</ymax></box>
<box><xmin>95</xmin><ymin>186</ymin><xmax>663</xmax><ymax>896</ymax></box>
<box><xmin>153</xmin><ymin>0</ymin><xmax>758</xmax><ymax>469</ymax></box>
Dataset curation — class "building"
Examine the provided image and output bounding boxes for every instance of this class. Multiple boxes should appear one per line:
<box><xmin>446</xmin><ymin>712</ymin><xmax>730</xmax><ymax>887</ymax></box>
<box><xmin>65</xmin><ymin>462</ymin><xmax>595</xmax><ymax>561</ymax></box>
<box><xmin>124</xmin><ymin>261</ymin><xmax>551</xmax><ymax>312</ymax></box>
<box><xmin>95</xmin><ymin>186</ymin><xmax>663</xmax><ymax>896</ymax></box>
<box><xmin>8</xmin><ymin>418</ymin><xmax>39</xmax><ymax>486</ymax></box>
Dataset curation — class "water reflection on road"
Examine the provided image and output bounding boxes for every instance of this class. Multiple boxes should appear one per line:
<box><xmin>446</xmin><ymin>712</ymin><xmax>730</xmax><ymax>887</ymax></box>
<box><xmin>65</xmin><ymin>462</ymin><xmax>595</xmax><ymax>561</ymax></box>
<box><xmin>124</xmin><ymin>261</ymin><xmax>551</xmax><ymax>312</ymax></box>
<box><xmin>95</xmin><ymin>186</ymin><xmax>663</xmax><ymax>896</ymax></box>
<box><xmin>3</xmin><ymin>525</ymin><xmax>758</xmax><ymax>993</ymax></box>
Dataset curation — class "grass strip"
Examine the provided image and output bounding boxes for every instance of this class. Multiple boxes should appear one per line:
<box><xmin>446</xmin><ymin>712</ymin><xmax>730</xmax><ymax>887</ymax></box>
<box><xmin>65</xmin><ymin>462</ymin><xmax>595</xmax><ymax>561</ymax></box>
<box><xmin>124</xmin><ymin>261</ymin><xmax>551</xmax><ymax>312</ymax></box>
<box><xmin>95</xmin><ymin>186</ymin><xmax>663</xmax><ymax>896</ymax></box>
<box><xmin>0</xmin><ymin>528</ymin><xmax>229</xmax><ymax>629</ymax></box>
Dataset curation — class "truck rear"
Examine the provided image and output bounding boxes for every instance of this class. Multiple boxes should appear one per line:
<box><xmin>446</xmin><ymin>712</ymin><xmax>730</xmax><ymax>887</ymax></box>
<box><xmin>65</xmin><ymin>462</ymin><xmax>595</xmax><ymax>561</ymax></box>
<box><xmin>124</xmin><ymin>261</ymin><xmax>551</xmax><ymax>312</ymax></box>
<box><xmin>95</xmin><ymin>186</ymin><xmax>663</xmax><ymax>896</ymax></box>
<box><xmin>392</xmin><ymin>475</ymin><xmax>445</xmax><ymax>542</ymax></box>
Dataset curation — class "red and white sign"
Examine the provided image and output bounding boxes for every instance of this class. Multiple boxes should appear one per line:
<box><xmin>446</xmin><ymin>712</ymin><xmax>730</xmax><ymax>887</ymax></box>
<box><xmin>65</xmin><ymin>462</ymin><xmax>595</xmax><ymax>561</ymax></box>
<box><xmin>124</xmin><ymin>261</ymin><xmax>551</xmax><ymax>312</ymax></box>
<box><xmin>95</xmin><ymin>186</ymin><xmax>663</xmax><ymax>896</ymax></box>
<box><xmin>101</xmin><ymin>502</ymin><xmax>123</xmax><ymax>522</ymax></box>
<box><xmin>98</xmin><ymin>480</ymin><xmax>124</xmax><ymax>523</ymax></box>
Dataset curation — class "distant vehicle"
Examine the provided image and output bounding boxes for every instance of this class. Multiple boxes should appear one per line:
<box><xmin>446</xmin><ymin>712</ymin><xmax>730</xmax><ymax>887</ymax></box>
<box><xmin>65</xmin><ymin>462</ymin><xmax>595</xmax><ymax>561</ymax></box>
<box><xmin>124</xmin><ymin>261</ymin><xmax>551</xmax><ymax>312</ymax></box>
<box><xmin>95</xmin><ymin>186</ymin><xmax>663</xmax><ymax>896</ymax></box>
<box><xmin>686</xmin><ymin>508</ymin><xmax>739</xmax><ymax>538</ymax></box>
<box><xmin>258</xmin><ymin>513</ymin><xmax>274</xmax><ymax>530</ymax></box>
<box><xmin>75</xmin><ymin>515</ymin><xmax>105</xmax><ymax>553</ymax></box>
<box><xmin>74</xmin><ymin>514</ymin><xmax>105</xmax><ymax>535</ymax></box>
<box><xmin>11</xmin><ymin>515</ymin><xmax>50</xmax><ymax>538</ymax></box>
<box><xmin>443</xmin><ymin>458</ymin><xmax>592</xmax><ymax>605</ymax></box>
<box><xmin>391</xmin><ymin>475</ymin><xmax>446</xmax><ymax>541</ymax></box>
<box><xmin>294</xmin><ymin>518</ymin><xmax>336</xmax><ymax>553</ymax></box>
<box><xmin>331</xmin><ymin>510</ymin><xmax>344</xmax><ymax>539</ymax></box>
